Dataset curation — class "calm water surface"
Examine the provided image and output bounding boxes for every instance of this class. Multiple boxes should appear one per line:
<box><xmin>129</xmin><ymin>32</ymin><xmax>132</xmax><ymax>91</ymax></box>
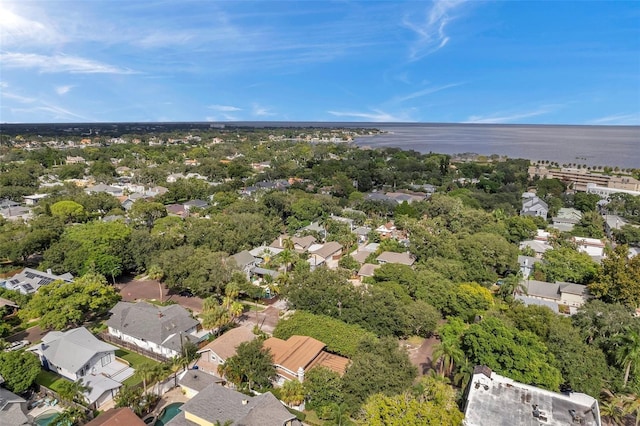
<box><xmin>353</xmin><ymin>124</ymin><xmax>640</xmax><ymax>169</ymax></box>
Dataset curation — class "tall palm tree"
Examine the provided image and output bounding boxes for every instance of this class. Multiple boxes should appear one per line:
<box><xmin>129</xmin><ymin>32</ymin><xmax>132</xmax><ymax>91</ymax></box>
<box><xmin>135</xmin><ymin>363</ymin><xmax>157</xmax><ymax>395</ymax></box>
<box><xmin>432</xmin><ymin>339</ymin><xmax>464</xmax><ymax>377</ymax></box>
<box><xmin>279</xmin><ymin>249</ymin><xmax>294</xmax><ymax>272</ymax></box>
<box><xmin>622</xmin><ymin>393</ymin><xmax>640</xmax><ymax>426</ymax></box>
<box><xmin>229</xmin><ymin>301</ymin><xmax>244</xmax><ymax>323</ymax></box>
<box><xmin>453</xmin><ymin>358</ymin><xmax>474</xmax><ymax>390</ymax></box>
<box><xmin>614</xmin><ymin>328</ymin><xmax>640</xmax><ymax>387</ymax></box>
<box><xmin>57</xmin><ymin>379</ymin><xmax>90</xmax><ymax>405</ymax></box>
<box><xmin>599</xmin><ymin>400</ymin><xmax>625</xmax><ymax>426</ymax></box>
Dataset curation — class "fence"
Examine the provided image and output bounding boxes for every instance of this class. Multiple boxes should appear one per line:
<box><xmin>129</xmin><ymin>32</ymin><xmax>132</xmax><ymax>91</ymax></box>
<box><xmin>99</xmin><ymin>332</ymin><xmax>171</xmax><ymax>363</ymax></box>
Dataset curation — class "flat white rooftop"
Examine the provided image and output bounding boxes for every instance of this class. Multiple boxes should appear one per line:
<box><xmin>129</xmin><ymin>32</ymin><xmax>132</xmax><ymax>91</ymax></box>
<box><xmin>464</xmin><ymin>366</ymin><xmax>601</xmax><ymax>426</ymax></box>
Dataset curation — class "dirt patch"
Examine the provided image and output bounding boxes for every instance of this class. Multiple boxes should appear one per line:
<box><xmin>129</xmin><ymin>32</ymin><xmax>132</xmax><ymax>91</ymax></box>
<box><xmin>402</xmin><ymin>335</ymin><xmax>439</xmax><ymax>376</ymax></box>
<box><xmin>238</xmin><ymin>305</ymin><xmax>281</xmax><ymax>335</ymax></box>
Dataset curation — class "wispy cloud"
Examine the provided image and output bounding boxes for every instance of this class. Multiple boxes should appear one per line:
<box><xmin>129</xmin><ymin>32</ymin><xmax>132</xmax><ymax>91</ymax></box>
<box><xmin>0</xmin><ymin>52</ymin><xmax>136</xmax><ymax>74</ymax></box>
<box><xmin>208</xmin><ymin>104</ymin><xmax>242</xmax><ymax>112</ymax></box>
<box><xmin>2</xmin><ymin>91</ymin><xmax>36</xmax><ymax>104</ymax></box>
<box><xmin>465</xmin><ymin>105</ymin><xmax>559</xmax><ymax>124</ymax></box>
<box><xmin>588</xmin><ymin>113</ymin><xmax>640</xmax><ymax>125</ymax></box>
<box><xmin>11</xmin><ymin>103</ymin><xmax>89</xmax><ymax>121</ymax></box>
<box><xmin>55</xmin><ymin>85</ymin><xmax>74</xmax><ymax>95</ymax></box>
<box><xmin>328</xmin><ymin>109</ymin><xmax>408</xmax><ymax>122</ymax></box>
<box><xmin>403</xmin><ymin>0</ymin><xmax>467</xmax><ymax>60</ymax></box>
<box><xmin>393</xmin><ymin>82</ymin><xmax>463</xmax><ymax>103</ymax></box>
<box><xmin>0</xmin><ymin>5</ymin><xmax>66</xmax><ymax>47</ymax></box>
<box><xmin>252</xmin><ymin>104</ymin><xmax>276</xmax><ymax>117</ymax></box>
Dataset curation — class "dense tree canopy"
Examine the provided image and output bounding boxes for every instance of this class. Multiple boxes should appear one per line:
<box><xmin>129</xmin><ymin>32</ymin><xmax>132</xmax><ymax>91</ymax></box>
<box><xmin>0</xmin><ymin>350</ymin><xmax>41</xmax><ymax>393</ymax></box>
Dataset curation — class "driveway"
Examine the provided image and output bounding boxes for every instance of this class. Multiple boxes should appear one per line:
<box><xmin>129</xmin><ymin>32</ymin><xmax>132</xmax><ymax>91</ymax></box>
<box><xmin>403</xmin><ymin>335</ymin><xmax>439</xmax><ymax>376</ymax></box>
<box><xmin>7</xmin><ymin>325</ymin><xmax>47</xmax><ymax>344</ymax></box>
<box><xmin>238</xmin><ymin>305</ymin><xmax>281</xmax><ymax>335</ymax></box>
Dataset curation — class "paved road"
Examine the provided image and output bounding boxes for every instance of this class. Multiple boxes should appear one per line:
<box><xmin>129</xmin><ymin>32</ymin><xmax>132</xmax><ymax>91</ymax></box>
<box><xmin>7</xmin><ymin>324</ymin><xmax>46</xmax><ymax>344</ymax></box>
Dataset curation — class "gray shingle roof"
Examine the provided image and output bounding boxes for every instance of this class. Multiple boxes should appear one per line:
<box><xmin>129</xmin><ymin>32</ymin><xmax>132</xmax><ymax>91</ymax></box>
<box><xmin>178</xmin><ymin>370</ymin><xmax>223</xmax><ymax>392</ymax></box>
<box><xmin>174</xmin><ymin>383</ymin><xmax>296</xmax><ymax>426</ymax></box>
<box><xmin>28</xmin><ymin>327</ymin><xmax>117</xmax><ymax>375</ymax></box>
<box><xmin>231</xmin><ymin>251</ymin><xmax>257</xmax><ymax>269</ymax></box>
<box><xmin>0</xmin><ymin>388</ymin><xmax>28</xmax><ymax>425</ymax></box>
<box><xmin>106</xmin><ymin>302</ymin><xmax>199</xmax><ymax>349</ymax></box>
<box><xmin>522</xmin><ymin>280</ymin><xmax>561</xmax><ymax>300</ymax></box>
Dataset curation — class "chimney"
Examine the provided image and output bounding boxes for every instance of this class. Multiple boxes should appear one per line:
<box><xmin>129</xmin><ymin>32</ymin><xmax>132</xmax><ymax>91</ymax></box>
<box><xmin>242</xmin><ymin>399</ymin><xmax>249</xmax><ymax>405</ymax></box>
<box><xmin>47</xmin><ymin>269</ymin><xmax>52</xmax><ymax>275</ymax></box>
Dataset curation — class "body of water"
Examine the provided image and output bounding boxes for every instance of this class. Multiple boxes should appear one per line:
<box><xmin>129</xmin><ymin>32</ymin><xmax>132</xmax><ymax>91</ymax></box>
<box><xmin>154</xmin><ymin>402</ymin><xmax>184</xmax><ymax>426</ymax></box>
<box><xmin>353</xmin><ymin>124</ymin><xmax>640</xmax><ymax>169</ymax></box>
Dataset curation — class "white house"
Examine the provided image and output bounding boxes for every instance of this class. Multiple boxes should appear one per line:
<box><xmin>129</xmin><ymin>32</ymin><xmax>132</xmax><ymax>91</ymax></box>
<box><xmin>1</xmin><ymin>268</ymin><xmax>73</xmax><ymax>295</ymax></box>
<box><xmin>28</xmin><ymin>327</ymin><xmax>133</xmax><ymax>409</ymax></box>
<box><xmin>106</xmin><ymin>301</ymin><xmax>201</xmax><ymax>359</ymax></box>
<box><xmin>521</xmin><ymin>192</ymin><xmax>548</xmax><ymax>218</ymax></box>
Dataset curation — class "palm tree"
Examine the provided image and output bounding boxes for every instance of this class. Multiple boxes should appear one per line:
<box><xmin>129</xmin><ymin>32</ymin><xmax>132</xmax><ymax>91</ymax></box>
<box><xmin>57</xmin><ymin>379</ymin><xmax>90</xmax><ymax>405</ymax></box>
<box><xmin>453</xmin><ymin>358</ymin><xmax>474</xmax><ymax>390</ymax></box>
<box><xmin>497</xmin><ymin>272</ymin><xmax>527</xmax><ymax>303</ymax></box>
<box><xmin>168</xmin><ymin>356</ymin><xmax>185</xmax><ymax>387</ymax></box>
<box><xmin>599</xmin><ymin>399</ymin><xmax>625</xmax><ymax>426</ymax></box>
<box><xmin>135</xmin><ymin>363</ymin><xmax>157</xmax><ymax>395</ymax></box>
<box><xmin>621</xmin><ymin>393</ymin><xmax>640</xmax><ymax>426</ymax></box>
<box><xmin>280</xmin><ymin>380</ymin><xmax>305</xmax><ymax>407</ymax></box>
<box><xmin>279</xmin><ymin>249</ymin><xmax>294</xmax><ymax>272</ymax></box>
<box><xmin>51</xmin><ymin>407</ymin><xmax>89</xmax><ymax>426</ymax></box>
<box><xmin>432</xmin><ymin>339</ymin><xmax>464</xmax><ymax>377</ymax></box>
<box><xmin>201</xmin><ymin>304</ymin><xmax>229</xmax><ymax>335</ymax></box>
<box><xmin>229</xmin><ymin>301</ymin><xmax>244</xmax><ymax>323</ymax></box>
<box><xmin>614</xmin><ymin>328</ymin><xmax>640</xmax><ymax>387</ymax></box>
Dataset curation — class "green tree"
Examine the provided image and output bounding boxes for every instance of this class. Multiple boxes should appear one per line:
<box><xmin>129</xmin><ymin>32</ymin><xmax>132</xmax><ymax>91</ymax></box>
<box><xmin>359</xmin><ymin>375</ymin><xmax>463</xmax><ymax>426</ymax></box>
<box><xmin>536</xmin><ymin>246</ymin><xmax>599</xmax><ymax>284</ymax></box>
<box><xmin>129</xmin><ymin>199</ymin><xmax>167</xmax><ymax>229</ymax></box>
<box><xmin>342</xmin><ymin>337</ymin><xmax>417</xmax><ymax>409</ymax></box>
<box><xmin>304</xmin><ymin>367</ymin><xmax>345</xmax><ymax>417</ymax></box>
<box><xmin>0</xmin><ymin>350</ymin><xmax>41</xmax><ymax>393</ymax></box>
<box><xmin>613</xmin><ymin>225</ymin><xmax>640</xmax><ymax>245</ymax></box>
<box><xmin>614</xmin><ymin>328</ymin><xmax>640</xmax><ymax>387</ymax></box>
<box><xmin>461</xmin><ymin>317</ymin><xmax>562</xmax><ymax>390</ymax></box>
<box><xmin>573</xmin><ymin>192</ymin><xmax>601</xmax><ymax>213</ymax></box>
<box><xmin>432</xmin><ymin>338</ymin><xmax>464</xmax><ymax>377</ymax></box>
<box><xmin>280</xmin><ymin>379</ymin><xmax>305</xmax><ymax>407</ymax></box>
<box><xmin>273</xmin><ymin>311</ymin><xmax>377</xmax><ymax>358</ymax></box>
<box><xmin>589</xmin><ymin>245</ymin><xmax>640</xmax><ymax>307</ymax></box>
<box><xmin>445</xmin><ymin>282</ymin><xmax>494</xmax><ymax>320</ymax></box>
<box><xmin>221</xmin><ymin>339</ymin><xmax>275</xmax><ymax>392</ymax></box>
<box><xmin>56</xmin><ymin>379</ymin><xmax>90</xmax><ymax>404</ymax></box>
<box><xmin>50</xmin><ymin>407</ymin><xmax>89</xmax><ymax>426</ymax></box>
<box><xmin>572</xmin><ymin>211</ymin><xmax>606</xmax><ymax>239</ymax></box>
<box><xmin>21</xmin><ymin>272</ymin><xmax>121</xmax><ymax>330</ymax></box>
<box><xmin>50</xmin><ymin>200</ymin><xmax>86</xmax><ymax>223</ymax></box>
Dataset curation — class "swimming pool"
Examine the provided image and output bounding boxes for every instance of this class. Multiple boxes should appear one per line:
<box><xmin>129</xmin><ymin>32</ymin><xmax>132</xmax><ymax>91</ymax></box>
<box><xmin>34</xmin><ymin>409</ymin><xmax>62</xmax><ymax>426</ymax></box>
<box><xmin>154</xmin><ymin>402</ymin><xmax>184</xmax><ymax>426</ymax></box>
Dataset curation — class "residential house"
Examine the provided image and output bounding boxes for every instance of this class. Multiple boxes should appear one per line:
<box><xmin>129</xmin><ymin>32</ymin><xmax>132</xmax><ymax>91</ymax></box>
<box><xmin>0</xmin><ymin>198</ymin><xmax>20</xmax><ymax>209</ymax></box>
<box><xmin>463</xmin><ymin>366</ymin><xmax>601</xmax><ymax>426</ymax></box>
<box><xmin>178</xmin><ymin>369</ymin><xmax>223</xmax><ymax>399</ymax></box>
<box><xmin>195</xmin><ymin>327</ymin><xmax>257</xmax><ymax>376</ymax></box>
<box><xmin>166</xmin><ymin>204</ymin><xmax>188</xmax><ymax>218</ymax></box>
<box><xmin>84</xmin><ymin>408</ymin><xmax>146</xmax><ymax>426</ymax></box>
<box><xmin>263</xmin><ymin>335</ymin><xmax>350</xmax><ymax>385</ymax></box>
<box><xmin>604</xmin><ymin>214</ymin><xmax>629</xmax><ymax>238</ymax></box>
<box><xmin>167</xmin><ymin>173</ymin><xmax>186</xmax><ymax>183</ymax></box>
<box><xmin>357</xmin><ymin>263</ymin><xmax>380</xmax><ymax>281</ymax></box>
<box><xmin>0</xmin><ymin>205</ymin><xmax>32</xmax><ymax>221</ymax></box>
<box><xmin>270</xmin><ymin>235</ymin><xmax>316</xmax><ymax>253</ymax></box>
<box><xmin>516</xmin><ymin>280</ymin><xmax>591</xmax><ymax>315</ymax></box>
<box><xmin>164</xmin><ymin>383</ymin><xmax>300</xmax><ymax>426</ymax></box>
<box><xmin>352</xmin><ymin>225</ymin><xmax>371</xmax><ymax>243</ymax></box>
<box><xmin>0</xmin><ymin>387</ymin><xmax>29</xmax><ymax>425</ymax></box>
<box><xmin>375</xmin><ymin>222</ymin><xmax>396</xmax><ymax>238</ymax></box>
<box><xmin>519</xmin><ymin>240</ymin><xmax>552</xmax><ymax>258</ymax></box>
<box><xmin>66</xmin><ymin>155</ymin><xmax>86</xmax><ymax>164</ymax></box>
<box><xmin>572</xmin><ymin>237</ymin><xmax>606</xmax><ymax>258</ymax></box>
<box><xmin>1</xmin><ymin>268</ymin><xmax>73</xmax><ymax>295</ymax></box>
<box><xmin>0</xmin><ymin>297</ymin><xmax>19</xmax><ymax>316</ymax></box>
<box><xmin>28</xmin><ymin>327</ymin><xmax>132</xmax><ymax>409</ymax></box>
<box><xmin>376</xmin><ymin>251</ymin><xmax>416</xmax><ymax>266</ymax></box>
<box><xmin>184</xmin><ymin>199</ymin><xmax>209</xmax><ymax>212</ymax></box>
<box><xmin>517</xmin><ymin>255</ymin><xmax>542</xmax><ymax>279</ymax></box>
<box><xmin>521</xmin><ymin>192</ymin><xmax>548</xmax><ymax>218</ymax></box>
<box><xmin>106</xmin><ymin>301</ymin><xmax>201</xmax><ymax>359</ymax></box>
<box><xmin>249</xmin><ymin>245</ymin><xmax>283</xmax><ymax>263</ymax></box>
<box><xmin>551</xmin><ymin>208</ymin><xmax>582</xmax><ymax>232</ymax></box>
<box><xmin>307</xmin><ymin>241</ymin><xmax>343</xmax><ymax>269</ymax></box>
<box><xmin>23</xmin><ymin>193</ymin><xmax>49</xmax><ymax>205</ymax></box>
<box><xmin>230</xmin><ymin>251</ymin><xmax>258</xmax><ymax>279</ymax></box>
<box><xmin>85</xmin><ymin>184</ymin><xmax>124</xmax><ymax>197</ymax></box>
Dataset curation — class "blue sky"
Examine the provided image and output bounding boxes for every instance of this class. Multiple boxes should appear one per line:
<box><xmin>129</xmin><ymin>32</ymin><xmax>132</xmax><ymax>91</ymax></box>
<box><xmin>1</xmin><ymin>1</ymin><xmax>639</xmax><ymax>124</ymax></box>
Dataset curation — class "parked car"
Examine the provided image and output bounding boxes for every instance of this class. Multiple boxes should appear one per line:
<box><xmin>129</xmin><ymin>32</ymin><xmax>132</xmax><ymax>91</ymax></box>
<box><xmin>178</xmin><ymin>290</ymin><xmax>194</xmax><ymax>298</ymax></box>
<box><xmin>5</xmin><ymin>340</ymin><xmax>30</xmax><ymax>351</ymax></box>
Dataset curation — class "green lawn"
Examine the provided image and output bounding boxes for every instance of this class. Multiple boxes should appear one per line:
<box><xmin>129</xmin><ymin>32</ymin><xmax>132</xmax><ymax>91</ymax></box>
<box><xmin>35</xmin><ymin>370</ymin><xmax>69</xmax><ymax>393</ymax></box>
<box><xmin>114</xmin><ymin>348</ymin><xmax>161</xmax><ymax>387</ymax></box>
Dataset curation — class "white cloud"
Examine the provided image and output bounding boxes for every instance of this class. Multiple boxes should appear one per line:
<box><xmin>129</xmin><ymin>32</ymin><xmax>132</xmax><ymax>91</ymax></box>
<box><xmin>0</xmin><ymin>5</ymin><xmax>66</xmax><ymax>47</ymax></box>
<box><xmin>403</xmin><ymin>0</ymin><xmax>467</xmax><ymax>60</ymax></box>
<box><xmin>55</xmin><ymin>85</ymin><xmax>74</xmax><ymax>95</ymax></box>
<box><xmin>328</xmin><ymin>109</ymin><xmax>406</xmax><ymax>122</ymax></box>
<box><xmin>11</xmin><ymin>103</ymin><xmax>89</xmax><ymax>121</ymax></box>
<box><xmin>393</xmin><ymin>82</ymin><xmax>463</xmax><ymax>103</ymax></box>
<box><xmin>208</xmin><ymin>104</ymin><xmax>242</xmax><ymax>112</ymax></box>
<box><xmin>252</xmin><ymin>104</ymin><xmax>275</xmax><ymax>116</ymax></box>
<box><xmin>588</xmin><ymin>113</ymin><xmax>640</xmax><ymax>125</ymax></box>
<box><xmin>0</xmin><ymin>52</ymin><xmax>136</xmax><ymax>74</ymax></box>
<box><xmin>2</xmin><ymin>91</ymin><xmax>36</xmax><ymax>104</ymax></box>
